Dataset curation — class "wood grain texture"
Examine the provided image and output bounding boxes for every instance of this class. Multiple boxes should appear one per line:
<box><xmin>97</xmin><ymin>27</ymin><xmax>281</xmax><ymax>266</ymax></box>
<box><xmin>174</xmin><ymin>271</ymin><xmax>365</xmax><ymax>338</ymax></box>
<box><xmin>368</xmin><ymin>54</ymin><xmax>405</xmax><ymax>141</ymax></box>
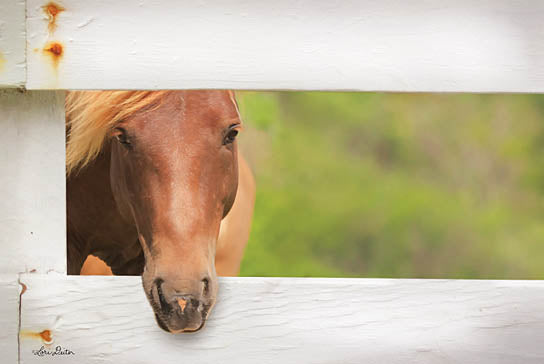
<box><xmin>24</xmin><ymin>0</ymin><xmax>544</xmax><ymax>92</ymax></box>
<box><xmin>0</xmin><ymin>275</ymin><xmax>19</xmax><ymax>364</ymax></box>
<box><xmin>0</xmin><ymin>0</ymin><xmax>26</xmax><ymax>87</ymax></box>
<box><xmin>20</xmin><ymin>274</ymin><xmax>544</xmax><ymax>363</ymax></box>
<box><xmin>0</xmin><ymin>90</ymin><xmax>66</xmax><ymax>274</ymax></box>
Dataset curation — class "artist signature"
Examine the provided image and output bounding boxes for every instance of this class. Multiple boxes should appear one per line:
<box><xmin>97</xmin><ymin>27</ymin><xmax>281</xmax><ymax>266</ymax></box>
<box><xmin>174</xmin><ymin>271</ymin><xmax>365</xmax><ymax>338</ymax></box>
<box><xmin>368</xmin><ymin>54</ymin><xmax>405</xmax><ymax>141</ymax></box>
<box><xmin>32</xmin><ymin>345</ymin><xmax>75</xmax><ymax>357</ymax></box>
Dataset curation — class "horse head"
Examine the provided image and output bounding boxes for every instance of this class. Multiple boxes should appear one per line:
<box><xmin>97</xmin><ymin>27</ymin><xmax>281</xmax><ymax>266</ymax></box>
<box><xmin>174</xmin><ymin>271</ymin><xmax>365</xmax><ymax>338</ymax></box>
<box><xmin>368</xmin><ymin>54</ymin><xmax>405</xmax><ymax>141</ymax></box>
<box><xmin>106</xmin><ymin>90</ymin><xmax>241</xmax><ymax>332</ymax></box>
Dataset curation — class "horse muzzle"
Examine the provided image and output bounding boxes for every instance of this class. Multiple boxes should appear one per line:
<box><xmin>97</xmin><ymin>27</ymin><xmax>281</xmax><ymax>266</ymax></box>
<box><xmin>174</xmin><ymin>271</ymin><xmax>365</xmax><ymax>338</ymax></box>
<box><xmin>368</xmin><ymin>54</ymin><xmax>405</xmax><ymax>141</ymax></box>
<box><xmin>147</xmin><ymin>277</ymin><xmax>215</xmax><ymax>333</ymax></box>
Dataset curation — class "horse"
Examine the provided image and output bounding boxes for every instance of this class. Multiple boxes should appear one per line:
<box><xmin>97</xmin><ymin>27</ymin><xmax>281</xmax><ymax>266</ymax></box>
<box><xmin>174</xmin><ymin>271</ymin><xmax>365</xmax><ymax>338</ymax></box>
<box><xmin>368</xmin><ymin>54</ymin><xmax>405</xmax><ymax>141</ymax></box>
<box><xmin>66</xmin><ymin>90</ymin><xmax>255</xmax><ymax>333</ymax></box>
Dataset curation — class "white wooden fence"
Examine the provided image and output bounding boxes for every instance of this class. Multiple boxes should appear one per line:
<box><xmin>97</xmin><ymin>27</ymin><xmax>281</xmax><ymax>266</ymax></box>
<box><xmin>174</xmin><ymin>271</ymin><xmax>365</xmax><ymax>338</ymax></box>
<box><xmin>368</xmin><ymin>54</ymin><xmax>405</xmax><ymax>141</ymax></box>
<box><xmin>1</xmin><ymin>1</ymin><xmax>544</xmax><ymax>363</ymax></box>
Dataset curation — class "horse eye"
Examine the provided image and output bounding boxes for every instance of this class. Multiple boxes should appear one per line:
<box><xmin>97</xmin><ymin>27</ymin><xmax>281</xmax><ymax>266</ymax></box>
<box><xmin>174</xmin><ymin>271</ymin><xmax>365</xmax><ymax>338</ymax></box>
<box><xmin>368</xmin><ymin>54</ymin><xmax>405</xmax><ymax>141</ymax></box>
<box><xmin>223</xmin><ymin>128</ymin><xmax>239</xmax><ymax>145</ymax></box>
<box><xmin>114</xmin><ymin>128</ymin><xmax>131</xmax><ymax>147</ymax></box>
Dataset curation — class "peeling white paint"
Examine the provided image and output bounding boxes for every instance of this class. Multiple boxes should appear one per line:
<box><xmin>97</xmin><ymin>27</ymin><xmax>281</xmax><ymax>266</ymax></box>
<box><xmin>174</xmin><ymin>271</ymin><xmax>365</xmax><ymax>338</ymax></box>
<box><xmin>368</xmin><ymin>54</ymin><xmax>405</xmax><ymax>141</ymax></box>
<box><xmin>76</xmin><ymin>17</ymin><xmax>95</xmax><ymax>29</ymax></box>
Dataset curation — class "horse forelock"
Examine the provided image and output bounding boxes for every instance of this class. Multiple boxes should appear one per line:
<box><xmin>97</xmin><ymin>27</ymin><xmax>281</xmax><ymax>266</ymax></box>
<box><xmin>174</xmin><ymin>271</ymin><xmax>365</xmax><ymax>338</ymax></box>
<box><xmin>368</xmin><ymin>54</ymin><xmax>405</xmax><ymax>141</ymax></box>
<box><xmin>65</xmin><ymin>90</ymin><xmax>171</xmax><ymax>175</ymax></box>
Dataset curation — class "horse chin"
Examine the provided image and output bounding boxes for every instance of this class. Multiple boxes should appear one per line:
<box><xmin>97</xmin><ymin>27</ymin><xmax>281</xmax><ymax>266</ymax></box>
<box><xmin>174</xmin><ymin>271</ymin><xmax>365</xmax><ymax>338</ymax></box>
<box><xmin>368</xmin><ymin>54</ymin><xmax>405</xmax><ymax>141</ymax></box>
<box><xmin>153</xmin><ymin>311</ymin><xmax>207</xmax><ymax>334</ymax></box>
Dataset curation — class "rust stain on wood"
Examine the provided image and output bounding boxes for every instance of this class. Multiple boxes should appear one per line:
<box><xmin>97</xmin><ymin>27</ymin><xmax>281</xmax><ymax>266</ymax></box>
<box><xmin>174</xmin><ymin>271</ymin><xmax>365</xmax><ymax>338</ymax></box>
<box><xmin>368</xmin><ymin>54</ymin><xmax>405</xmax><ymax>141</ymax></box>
<box><xmin>43</xmin><ymin>2</ymin><xmax>65</xmax><ymax>32</ymax></box>
<box><xmin>43</xmin><ymin>42</ymin><xmax>63</xmax><ymax>70</ymax></box>
<box><xmin>20</xmin><ymin>329</ymin><xmax>54</xmax><ymax>344</ymax></box>
<box><xmin>20</xmin><ymin>282</ymin><xmax>27</xmax><ymax>295</ymax></box>
<box><xmin>40</xmin><ymin>329</ymin><xmax>53</xmax><ymax>343</ymax></box>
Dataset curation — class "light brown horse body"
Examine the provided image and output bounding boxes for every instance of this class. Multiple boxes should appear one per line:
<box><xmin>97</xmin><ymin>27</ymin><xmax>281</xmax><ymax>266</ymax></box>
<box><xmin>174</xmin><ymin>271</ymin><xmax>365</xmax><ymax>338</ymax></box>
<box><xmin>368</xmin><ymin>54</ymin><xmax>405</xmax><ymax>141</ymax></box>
<box><xmin>66</xmin><ymin>90</ymin><xmax>255</xmax><ymax>333</ymax></box>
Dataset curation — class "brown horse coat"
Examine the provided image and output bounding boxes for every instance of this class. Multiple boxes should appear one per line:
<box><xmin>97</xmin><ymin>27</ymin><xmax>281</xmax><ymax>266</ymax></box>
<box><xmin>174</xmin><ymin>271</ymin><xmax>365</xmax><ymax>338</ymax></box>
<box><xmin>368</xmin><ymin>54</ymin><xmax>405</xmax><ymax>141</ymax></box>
<box><xmin>80</xmin><ymin>154</ymin><xmax>255</xmax><ymax>277</ymax></box>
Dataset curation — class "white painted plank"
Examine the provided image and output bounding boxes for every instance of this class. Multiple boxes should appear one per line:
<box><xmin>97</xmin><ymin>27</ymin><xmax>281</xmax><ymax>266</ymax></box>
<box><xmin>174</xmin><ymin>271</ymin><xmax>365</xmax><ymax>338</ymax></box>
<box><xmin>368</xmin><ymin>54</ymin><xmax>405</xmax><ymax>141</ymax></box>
<box><xmin>0</xmin><ymin>90</ymin><xmax>66</xmax><ymax>274</ymax></box>
<box><xmin>19</xmin><ymin>275</ymin><xmax>544</xmax><ymax>363</ymax></box>
<box><xmin>0</xmin><ymin>0</ymin><xmax>26</xmax><ymax>87</ymax></box>
<box><xmin>0</xmin><ymin>275</ymin><xmax>20</xmax><ymax>363</ymax></box>
<box><xmin>25</xmin><ymin>0</ymin><xmax>544</xmax><ymax>92</ymax></box>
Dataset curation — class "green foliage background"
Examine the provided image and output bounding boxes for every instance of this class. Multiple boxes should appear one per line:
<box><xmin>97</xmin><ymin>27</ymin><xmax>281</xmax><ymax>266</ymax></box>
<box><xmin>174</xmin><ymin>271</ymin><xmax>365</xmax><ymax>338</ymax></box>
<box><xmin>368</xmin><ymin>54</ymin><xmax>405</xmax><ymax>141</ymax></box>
<box><xmin>236</xmin><ymin>92</ymin><xmax>544</xmax><ymax>279</ymax></box>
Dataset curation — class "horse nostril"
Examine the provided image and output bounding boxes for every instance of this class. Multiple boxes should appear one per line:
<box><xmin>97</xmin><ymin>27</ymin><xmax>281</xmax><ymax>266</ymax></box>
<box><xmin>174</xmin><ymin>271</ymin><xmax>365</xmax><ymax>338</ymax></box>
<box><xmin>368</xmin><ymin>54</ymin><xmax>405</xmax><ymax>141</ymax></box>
<box><xmin>202</xmin><ymin>277</ymin><xmax>210</xmax><ymax>296</ymax></box>
<box><xmin>154</xmin><ymin>278</ymin><xmax>170</xmax><ymax>314</ymax></box>
<box><xmin>190</xmin><ymin>298</ymin><xmax>201</xmax><ymax>312</ymax></box>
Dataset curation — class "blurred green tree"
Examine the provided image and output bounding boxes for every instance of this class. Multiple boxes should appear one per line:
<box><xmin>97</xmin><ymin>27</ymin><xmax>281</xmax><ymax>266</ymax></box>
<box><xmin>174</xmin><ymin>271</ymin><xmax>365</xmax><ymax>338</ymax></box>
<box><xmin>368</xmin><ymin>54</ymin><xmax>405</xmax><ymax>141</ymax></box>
<box><xmin>237</xmin><ymin>92</ymin><xmax>544</xmax><ymax>279</ymax></box>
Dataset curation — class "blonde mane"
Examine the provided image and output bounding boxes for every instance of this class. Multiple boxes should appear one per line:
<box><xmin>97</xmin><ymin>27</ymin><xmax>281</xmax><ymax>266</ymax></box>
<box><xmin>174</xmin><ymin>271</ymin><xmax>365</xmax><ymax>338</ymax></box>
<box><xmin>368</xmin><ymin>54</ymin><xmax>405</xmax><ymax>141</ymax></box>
<box><xmin>66</xmin><ymin>90</ymin><xmax>171</xmax><ymax>175</ymax></box>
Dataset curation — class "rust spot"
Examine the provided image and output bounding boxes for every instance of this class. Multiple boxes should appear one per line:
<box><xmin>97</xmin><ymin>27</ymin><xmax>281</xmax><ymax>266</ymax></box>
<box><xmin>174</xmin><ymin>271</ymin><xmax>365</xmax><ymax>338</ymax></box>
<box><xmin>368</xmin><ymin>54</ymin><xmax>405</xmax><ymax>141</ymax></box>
<box><xmin>43</xmin><ymin>42</ymin><xmax>63</xmax><ymax>70</ymax></box>
<box><xmin>46</xmin><ymin>42</ymin><xmax>63</xmax><ymax>56</ymax></box>
<box><xmin>40</xmin><ymin>330</ymin><xmax>53</xmax><ymax>343</ymax></box>
<box><xmin>43</xmin><ymin>2</ymin><xmax>65</xmax><ymax>32</ymax></box>
<box><xmin>20</xmin><ymin>329</ymin><xmax>54</xmax><ymax>344</ymax></box>
<box><xmin>20</xmin><ymin>282</ymin><xmax>27</xmax><ymax>295</ymax></box>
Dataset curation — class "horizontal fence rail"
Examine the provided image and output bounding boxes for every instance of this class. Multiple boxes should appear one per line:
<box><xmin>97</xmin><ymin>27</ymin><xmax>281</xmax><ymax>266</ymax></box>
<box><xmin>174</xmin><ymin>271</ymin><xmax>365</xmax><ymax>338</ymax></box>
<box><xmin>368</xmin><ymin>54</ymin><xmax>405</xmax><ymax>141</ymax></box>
<box><xmin>19</xmin><ymin>275</ymin><xmax>544</xmax><ymax>364</ymax></box>
<box><xmin>1</xmin><ymin>0</ymin><xmax>544</xmax><ymax>91</ymax></box>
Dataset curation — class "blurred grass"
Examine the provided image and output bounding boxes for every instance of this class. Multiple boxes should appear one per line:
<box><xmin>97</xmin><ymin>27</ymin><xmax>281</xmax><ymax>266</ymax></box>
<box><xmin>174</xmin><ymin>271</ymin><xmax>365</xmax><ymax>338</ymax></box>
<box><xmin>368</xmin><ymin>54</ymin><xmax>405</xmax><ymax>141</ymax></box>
<box><xmin>236</xmin><ymin>92</ymin><xmax>544</xmax><ymax>279</ymax></box>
